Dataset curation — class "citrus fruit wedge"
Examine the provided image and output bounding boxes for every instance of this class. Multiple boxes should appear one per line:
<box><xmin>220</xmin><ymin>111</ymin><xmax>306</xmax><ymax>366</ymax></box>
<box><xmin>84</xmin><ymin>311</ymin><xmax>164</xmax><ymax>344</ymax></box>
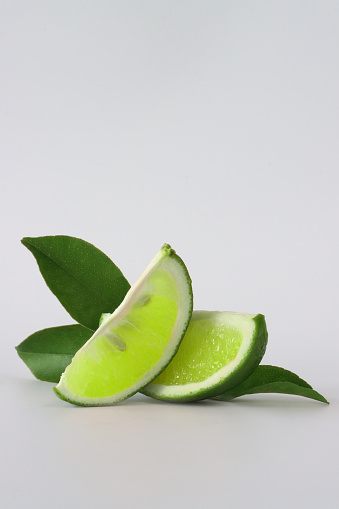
<box><xmin>54</xmin><ymin>244</ymin><xmax>193</xmax><ymax>406</ymax></box>
<box><xmin>141</xmin><ymin>311</ymin><xmax>268</xmax><ymax>402</ymax></box>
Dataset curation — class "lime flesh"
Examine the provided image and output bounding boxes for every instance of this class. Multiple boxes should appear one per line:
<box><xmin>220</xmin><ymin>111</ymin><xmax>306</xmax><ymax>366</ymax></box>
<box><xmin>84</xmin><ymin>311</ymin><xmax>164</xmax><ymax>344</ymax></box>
<box><xmin>54</xmin><ymin>244</ymin><xmax>193</xmax><ymax>406</ymax></box>
<box><xmin>142</xmin><ymin>311</ymin><xmax>268</xmax><ymax>402</ymax></box>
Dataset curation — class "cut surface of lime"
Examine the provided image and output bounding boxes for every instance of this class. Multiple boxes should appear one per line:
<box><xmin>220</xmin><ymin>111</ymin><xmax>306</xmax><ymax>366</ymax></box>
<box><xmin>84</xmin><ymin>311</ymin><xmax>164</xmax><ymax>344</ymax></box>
<box><xmin>54</xmin><ymin>244</ymin><xmax>193</xmax><ymax>406</ymax></box>
<box><xmin>142</xmin><ymin>311</ymin><xmax>268</xmax><ymax>402</ymax></box>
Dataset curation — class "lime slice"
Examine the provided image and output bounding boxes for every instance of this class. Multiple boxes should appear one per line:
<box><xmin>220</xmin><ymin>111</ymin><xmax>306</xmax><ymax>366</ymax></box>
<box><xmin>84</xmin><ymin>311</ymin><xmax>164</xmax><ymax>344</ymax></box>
<box><xmin>54</xmin><ymin>244</ymin><xmax>193</xmax><ymax>406</ymax></box>
<box><xmin>142</xmin><ymin>311</ymin><xmax>268</xmax><ymax>402</ymax></box>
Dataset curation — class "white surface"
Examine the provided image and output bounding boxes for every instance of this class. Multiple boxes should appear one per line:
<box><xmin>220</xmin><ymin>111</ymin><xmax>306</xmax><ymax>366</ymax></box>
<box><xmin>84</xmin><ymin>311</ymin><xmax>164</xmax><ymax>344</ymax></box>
<box><xmin>1</xmin><ymin>2</ymin><xmax>338</xmax><ymax>508</ymax></box>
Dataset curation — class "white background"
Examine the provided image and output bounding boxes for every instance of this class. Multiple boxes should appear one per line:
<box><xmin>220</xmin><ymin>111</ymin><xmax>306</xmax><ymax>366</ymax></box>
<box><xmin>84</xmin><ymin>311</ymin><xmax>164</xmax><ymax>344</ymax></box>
<box><xmin>1</xmin><ymin>2</ymin><xmax>338</xmax><ymax>508</ymax></box>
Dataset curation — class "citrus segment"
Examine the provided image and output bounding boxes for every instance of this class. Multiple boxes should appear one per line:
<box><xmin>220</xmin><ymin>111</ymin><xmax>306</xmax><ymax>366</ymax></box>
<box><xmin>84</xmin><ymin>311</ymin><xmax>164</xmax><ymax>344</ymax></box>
<box><xmin>142</xmin><ymin>311</ymin><xmax>268</xmax><ymax>401</ymax></box>
<box><xmin>54</xmin><ymin>244</ymin><xmax>192</xmax><ymax>406</ymax></box>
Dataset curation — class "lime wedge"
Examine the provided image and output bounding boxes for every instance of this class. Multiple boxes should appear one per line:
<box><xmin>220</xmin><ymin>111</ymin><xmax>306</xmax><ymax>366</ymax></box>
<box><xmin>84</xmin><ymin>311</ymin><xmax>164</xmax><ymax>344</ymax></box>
<box><xmin>54</xmin><ymin>244</ymin><xmax>193</xmax><ymax>406</ymax></box>
<box><xmin>142</xmin><ymin>311</ymin><xmax>268</xmax><ymax>401</ymax></box>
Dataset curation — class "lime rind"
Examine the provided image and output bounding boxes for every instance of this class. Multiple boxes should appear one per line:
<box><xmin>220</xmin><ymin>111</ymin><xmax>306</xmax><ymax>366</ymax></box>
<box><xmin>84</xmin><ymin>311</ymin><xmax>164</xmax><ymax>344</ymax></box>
<box><xmin>54</xmin><ymin>245</ymin><xmax>193</xmax><ymax>406</ymax></box>
<box><xmin>161</xmin><ymin>243</ymin><xmax>176</xmax><ymax>256</ymax></box>
<box><xmin>141</xmin><ymin>312</ymin><xmax>268</xmax><ymax>402</ymax></box>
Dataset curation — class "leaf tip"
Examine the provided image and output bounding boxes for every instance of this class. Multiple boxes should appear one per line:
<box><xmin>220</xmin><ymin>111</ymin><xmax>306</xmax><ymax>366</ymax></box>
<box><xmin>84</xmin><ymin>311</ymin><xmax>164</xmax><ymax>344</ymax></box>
<box><xmin>21</xmin><ymin>237</ymin><xmax>34</xmax><ymax>249</ymax></box>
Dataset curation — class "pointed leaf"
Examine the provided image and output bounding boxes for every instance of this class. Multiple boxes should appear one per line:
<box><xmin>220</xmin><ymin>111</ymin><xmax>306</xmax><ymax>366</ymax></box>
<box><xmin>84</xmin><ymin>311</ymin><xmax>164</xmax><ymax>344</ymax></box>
<box><xmin>16</xmin><ymin>325</ymin><xmax>93</xmax><ymax>382</ymax></box>
<box><xmin>213</xmin><ymin>365</ymin><xmax>328</xmax><ymax>404</ymax></box>
<box><xmin>22</xmin><ymin>236</ymin><xmax>130</xmax><ymax>330</ymax></box>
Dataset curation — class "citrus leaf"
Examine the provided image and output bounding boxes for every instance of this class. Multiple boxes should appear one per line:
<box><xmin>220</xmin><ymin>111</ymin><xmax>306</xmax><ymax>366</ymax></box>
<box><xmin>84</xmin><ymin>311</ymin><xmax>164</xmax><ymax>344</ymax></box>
<box><xmin>21</xmin><ymin>236</ymin><xmax>130</xmax><ymax>330</ymax></box>
<box><xmin>16</xmin><ymin>325</ymin><xmax>93</xmax><ymax>382</ymax></box>
<box><xmin>213</xmin><ymin>365</ymin><xmax>329</xmax><ymax>404</ymax></box>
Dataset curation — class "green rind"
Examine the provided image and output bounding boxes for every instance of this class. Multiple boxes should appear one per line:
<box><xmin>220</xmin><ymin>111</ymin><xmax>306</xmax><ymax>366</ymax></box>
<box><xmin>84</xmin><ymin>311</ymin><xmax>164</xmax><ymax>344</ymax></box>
<box><xmin>161</xmin><ymin>243</ymin><xmax>176</xmax><ymax>256</ymax></box>
<box><xmin>54</xmin><ymin>247</ymin><xmax>193</xmax><ymax>406</ymax></box>
<box><xmin>16</xmin><ymin>324</ymin><xmax>93</xmax><ymax>383</ymax></box>
<box><xmin>55</xmin><ymin>381</ymin><xmax>148</xmax><ymax>406</ymax></box>
<box><xmin>141</xmin><ymin>313</ymin><xmax>268</xmax><ymax>402</ymax></box>
<box><xmin>53</xmin><ymin>386</ymin><xmax>87</xmax><ymax>406</ymax></box>
<box><xmin>208</xmin><ymin>313</ymin><xmax>268</xmax><ymax>396</ymax></box>
<box><xmin>213</xmin><ymin>365</ymin><xmax>329</xmax><ymax>404</ymax></box>
<box><xmin>21</xmin><ymin>235</ymin><xmax>130</xmax><ymax>331</ymax></box>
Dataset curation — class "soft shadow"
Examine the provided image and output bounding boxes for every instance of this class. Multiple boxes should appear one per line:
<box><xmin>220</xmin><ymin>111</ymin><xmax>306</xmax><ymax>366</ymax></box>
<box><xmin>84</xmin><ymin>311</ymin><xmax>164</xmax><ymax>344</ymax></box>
<box><xmin>218</xmin><ymin>395</ymin><xmax>330</xmax><ymax>409</ymax></box>
<box><xmin>10</xmin><ymin>376</ymin><xmax>331</xmax><ymax>410</ymax></box>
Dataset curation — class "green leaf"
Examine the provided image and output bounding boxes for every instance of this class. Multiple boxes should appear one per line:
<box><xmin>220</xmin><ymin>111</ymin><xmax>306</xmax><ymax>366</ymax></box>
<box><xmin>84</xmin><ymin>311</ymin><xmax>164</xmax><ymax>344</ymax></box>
<box><xmin>16</xmin><ymin>325</ymin><xmax>93</xmax><ymax>382</ymax></box>
<box><xmin>213</xmin><ymin>365</ymin><xmax>329</xmax><ymax>404</ymax></box>
<box><xmin>22</xmin><ymin>236</ymin><xmax>130</xmax><ymax>330</ymax></box>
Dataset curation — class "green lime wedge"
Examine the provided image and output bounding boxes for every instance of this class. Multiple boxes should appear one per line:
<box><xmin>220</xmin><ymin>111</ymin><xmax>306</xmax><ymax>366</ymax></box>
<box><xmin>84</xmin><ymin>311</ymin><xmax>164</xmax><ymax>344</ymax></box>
<box><xmin>54</xmin><ymin>244</ymin><xmax>193</xmax><ymax>406</ymax></box>
<box><xmin>141</xmin><ymin>311</ymin><xmax>268</xmax><ymax>402</ymax></box>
